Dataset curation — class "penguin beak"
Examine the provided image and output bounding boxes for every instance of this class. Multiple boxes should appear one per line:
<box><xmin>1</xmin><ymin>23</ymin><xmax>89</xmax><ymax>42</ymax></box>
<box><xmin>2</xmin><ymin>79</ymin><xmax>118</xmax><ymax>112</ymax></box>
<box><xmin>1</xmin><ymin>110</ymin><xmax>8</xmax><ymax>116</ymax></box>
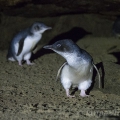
<box><xmin>44</xmin><ymin>26</ymin><xmax>52</xmax><ymax>30</ymax></box>
<box><xmin>43</xmin><ymin>45</ymin><xmax>53</xmax><ymax>50</ymax></box>
<box><xmin>47</xmin><ymin>27</ymin><xmax>52</xmax><ymax>30</ymax></box>
<box><xmin>40</xmin><ymin>26</ymin><xmax>52</xmax><ymax>33</ymax></box>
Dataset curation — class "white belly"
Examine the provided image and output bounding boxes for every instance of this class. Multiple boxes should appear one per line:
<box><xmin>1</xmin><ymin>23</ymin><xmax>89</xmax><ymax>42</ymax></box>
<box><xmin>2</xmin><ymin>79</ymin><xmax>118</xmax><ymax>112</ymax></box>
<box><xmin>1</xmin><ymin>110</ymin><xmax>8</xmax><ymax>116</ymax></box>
<box><xmin>61</xmin><ymin>64</ymin><xmax>93</xmax><ymax>89</ymax></box>
<box><xmin>15</xmin><ymin>34</ymin><xmax>41</xmax><ymax>59</ymax></box>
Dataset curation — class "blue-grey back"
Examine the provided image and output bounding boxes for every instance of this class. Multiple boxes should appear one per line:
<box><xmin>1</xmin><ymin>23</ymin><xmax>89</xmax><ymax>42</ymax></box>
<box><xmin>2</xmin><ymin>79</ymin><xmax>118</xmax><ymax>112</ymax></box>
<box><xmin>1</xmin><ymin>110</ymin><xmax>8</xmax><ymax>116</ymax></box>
<box><xmin>7</xmin><ymin>28</ymin><xmax>30</xmax><ymax>59</ymax></box>
<box><xmin>11</xmin><ymin>28</ymin><xmax>30</xmax><ymax>44</ymax></box>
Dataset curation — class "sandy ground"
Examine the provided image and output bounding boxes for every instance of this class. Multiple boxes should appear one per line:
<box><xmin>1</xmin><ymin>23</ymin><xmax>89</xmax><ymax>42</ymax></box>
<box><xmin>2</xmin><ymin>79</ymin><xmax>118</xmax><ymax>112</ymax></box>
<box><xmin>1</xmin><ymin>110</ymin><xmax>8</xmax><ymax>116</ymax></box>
<box><xmin>0</xmin><ymin>14</ymin><xmax>120</xmax><ymax>120</ymax></box>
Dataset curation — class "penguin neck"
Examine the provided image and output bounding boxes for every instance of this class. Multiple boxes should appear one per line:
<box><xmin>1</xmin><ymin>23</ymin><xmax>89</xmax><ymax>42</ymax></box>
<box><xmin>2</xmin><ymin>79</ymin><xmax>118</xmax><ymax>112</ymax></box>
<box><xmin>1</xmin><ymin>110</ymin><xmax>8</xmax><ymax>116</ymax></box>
<box><xmin>65</xmin><ymin>53</ymin><xmax>84</xmax><ymax>70</ymax></box>
<box><xmin>31</xmin><ymin>33</ymin><xmax>42</xmax><ymax>42</ymax></box>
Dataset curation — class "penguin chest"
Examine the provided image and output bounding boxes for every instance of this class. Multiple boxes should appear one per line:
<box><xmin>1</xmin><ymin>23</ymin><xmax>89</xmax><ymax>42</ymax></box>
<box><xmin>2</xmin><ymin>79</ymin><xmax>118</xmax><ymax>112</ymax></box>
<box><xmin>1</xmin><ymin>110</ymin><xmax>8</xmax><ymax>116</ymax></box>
<box><xmin>61</xmin><ymin>64</ymin><xmax>93</xmax><ymax>85</ymax></box>
<box><xmin>20</xmin><ymin>34</ymin><xmax>41</xmax><ymax>55</ymax></box>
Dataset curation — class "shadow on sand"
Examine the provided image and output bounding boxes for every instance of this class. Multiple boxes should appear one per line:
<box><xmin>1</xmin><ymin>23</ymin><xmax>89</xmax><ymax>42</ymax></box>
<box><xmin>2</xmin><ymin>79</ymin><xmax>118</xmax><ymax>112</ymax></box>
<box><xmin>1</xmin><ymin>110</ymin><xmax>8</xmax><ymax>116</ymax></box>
<box><xmin>31</xmin><ymin>27</ymin><xmax>91</xmax><ymax>60</ymax></box>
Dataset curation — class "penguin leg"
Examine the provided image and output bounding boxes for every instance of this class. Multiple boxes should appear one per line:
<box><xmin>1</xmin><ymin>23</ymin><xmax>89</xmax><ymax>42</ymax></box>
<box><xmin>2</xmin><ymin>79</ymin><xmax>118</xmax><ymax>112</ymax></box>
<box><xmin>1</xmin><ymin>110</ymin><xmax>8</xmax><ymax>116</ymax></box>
<box><xmin>16</xmin><ymin>56</ymin><xmax>23</xmax><ymax>66</ymax></box>
<box><xmin>61</xmin><ymin>65</ymin><xmax>75</xmax><ymax>97</ymax></box>
<box><xmin>78</xmin><ymin>80</ymin><xmax>92</xmax><ymax>97</ymax></box>
<box><xmin>61</xmin><ymin>78</ymin><xmax>75</xmax><ymax>97</ymax></box>
<box><xmin>80</xmin><ymin>90</ymin><xmax>89</xmax><ymax>97</ymax></box>
<box><xmin>26</xmin><ymin>59</ymin><xmax>34</xmax><ymax>65</ymax></box>
<box><xmin>65</xmin><ymin>88</ymin><xmax>75</xmax><ymax>98</ymax></box>
<box><xmin>24</xmin><ymin>52</ymin><xmax>34</xmax><ymax>65</ymax></box>
<box><xmin>18</xmin><ymin>60</ymin><xmax>23</xmax><ymax>66</ymax></box>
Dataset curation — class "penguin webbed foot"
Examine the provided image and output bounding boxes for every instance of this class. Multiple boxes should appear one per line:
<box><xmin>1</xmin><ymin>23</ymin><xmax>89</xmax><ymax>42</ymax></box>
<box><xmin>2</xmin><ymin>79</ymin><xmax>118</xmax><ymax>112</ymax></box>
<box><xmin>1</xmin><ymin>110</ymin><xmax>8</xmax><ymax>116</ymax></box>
<box><xmin>18</xmin><ymin>61</ymin><xmax>23</xmax><ymax>66</ymax></box>
<box><xmin>27</xmin><ymin>62</ymin><xmax>35</xmax><ymax>65</ymax></box>
<box><xmin>26</xmin><ymin>60</ymin><xmax>35</xmax><ymax>65</ymax></box>
<box><xmin>80</xmin><ymin>90</ymin><xmax>89</xmax><ymax>97</ymax></box>
<box><xmin>67</xmin><ymin>95</ymin><xmax>75</xmax><ymax>98</ymax></box>
<box><xmin>65</xmin><ymin>88</ymin><xmax>75</xmax><ymax>98</ymax></box>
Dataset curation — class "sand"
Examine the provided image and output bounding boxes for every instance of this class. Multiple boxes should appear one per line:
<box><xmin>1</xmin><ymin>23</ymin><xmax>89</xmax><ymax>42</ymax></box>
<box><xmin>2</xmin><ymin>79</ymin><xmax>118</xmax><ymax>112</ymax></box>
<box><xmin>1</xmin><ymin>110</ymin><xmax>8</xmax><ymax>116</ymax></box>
<box><xmin>0</xmin><ymin>14</ymin><xmax>120</xmax><ymax>120</ymax></box>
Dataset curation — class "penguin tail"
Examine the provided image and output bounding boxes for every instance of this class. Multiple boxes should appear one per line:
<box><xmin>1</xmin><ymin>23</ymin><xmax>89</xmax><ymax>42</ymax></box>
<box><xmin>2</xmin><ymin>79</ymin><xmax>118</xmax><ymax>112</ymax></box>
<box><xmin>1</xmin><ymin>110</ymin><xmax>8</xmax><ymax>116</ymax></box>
<box><xmin>7</xmin><ymin>50</ymin><xmax>16</xmax><ymax>61</ymax></box>
<box><xmin>7</xmin><ymin>57</ymin><xmax>16</xmax><ymax>61</ymax></box>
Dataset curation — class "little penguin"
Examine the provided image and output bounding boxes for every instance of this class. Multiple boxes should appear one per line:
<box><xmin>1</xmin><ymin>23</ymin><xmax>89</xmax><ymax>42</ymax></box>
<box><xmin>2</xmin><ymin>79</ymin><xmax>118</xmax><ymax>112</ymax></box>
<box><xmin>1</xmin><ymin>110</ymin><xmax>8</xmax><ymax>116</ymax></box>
<box><xmin>43</xmin><ymin>39</ymin><xmax>101</xmax><ymax>97</ymax></box>
<box><xmin>7</xmin><ymin>22</ymin><xmax>51</xmax><ymax>66</ymax></box>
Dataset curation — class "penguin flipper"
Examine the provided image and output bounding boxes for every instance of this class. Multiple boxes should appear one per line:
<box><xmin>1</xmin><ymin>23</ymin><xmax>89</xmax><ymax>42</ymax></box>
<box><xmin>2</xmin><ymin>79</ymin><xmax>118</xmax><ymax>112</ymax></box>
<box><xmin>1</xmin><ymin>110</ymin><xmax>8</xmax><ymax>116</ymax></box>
<box><xmin>56</xmin><ymin>62</ymin><xmax>68</xmax><ymax>81</ymax></box>
<box><xmin>16</xmin><ymin>38</ymin><xmax>25</xmax><ymax>56</ymax></box>
<box><xmin>92</xmin><ymin>63</ymin><xmax>101</xmax><ymax>88</ymax></box>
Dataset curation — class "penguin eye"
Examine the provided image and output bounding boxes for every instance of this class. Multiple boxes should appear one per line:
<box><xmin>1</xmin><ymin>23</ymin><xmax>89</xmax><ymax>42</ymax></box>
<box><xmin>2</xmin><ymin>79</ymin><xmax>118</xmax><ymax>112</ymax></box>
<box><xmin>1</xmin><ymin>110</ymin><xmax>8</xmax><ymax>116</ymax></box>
<box><xmin>34</xmin><ymin>25</ymin><xmax>40</xmax><ymax>31</ymax></box>
<box><xmin>57</xmin><ymin>44</ymin><xmax>61</xmax><ymax>48</ymax></box>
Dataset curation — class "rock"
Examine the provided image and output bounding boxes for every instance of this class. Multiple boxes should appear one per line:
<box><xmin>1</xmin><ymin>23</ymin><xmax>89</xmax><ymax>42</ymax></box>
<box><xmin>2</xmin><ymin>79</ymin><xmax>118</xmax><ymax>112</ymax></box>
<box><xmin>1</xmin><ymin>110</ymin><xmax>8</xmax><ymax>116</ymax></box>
<box><xmin>0</xmin><ymin>0</ymin><xmax>120</xmax><ymax>18</ymax></box>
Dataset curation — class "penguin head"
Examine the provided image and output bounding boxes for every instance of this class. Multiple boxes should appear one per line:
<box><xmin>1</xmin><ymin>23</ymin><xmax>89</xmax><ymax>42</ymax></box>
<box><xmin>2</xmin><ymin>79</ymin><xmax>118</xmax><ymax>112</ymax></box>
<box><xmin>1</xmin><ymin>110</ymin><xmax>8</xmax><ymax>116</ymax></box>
<box><xmin>43</xmin><ymin>39</ymin><xmax>80</xmax><ymax>59</ymax></box>
<box><xmin>30</xmin><ymin>22</ymin><xmax>52</xmax><ymax>34</ymax></box>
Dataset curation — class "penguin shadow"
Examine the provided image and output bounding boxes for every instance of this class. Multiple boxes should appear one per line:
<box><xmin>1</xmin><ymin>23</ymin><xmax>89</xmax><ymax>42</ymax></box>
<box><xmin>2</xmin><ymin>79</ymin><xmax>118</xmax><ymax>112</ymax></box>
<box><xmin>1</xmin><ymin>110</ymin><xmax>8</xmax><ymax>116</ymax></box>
<box><xmin>70</xmin><ymin>62</ymin><xmax>105</xmax><ymax>96</ymax></box>
<box><xmin>48</xmin><ymin>27</ymin><xmax>92</xmax><ymax>44</ymax></box>
<box><xmin>87</xmin><ymin>62</ymin><xmax>105</xmax><ymax>95</ymax></box>
<box><xmin>31</xmin><ymin>27</ymin><xmax>92</xmax><ymax>60</ymax></box>
<box><xmin>109</xmin><ymin>51</ymin><xmax>120</xmax><ymax>64</ymax></box>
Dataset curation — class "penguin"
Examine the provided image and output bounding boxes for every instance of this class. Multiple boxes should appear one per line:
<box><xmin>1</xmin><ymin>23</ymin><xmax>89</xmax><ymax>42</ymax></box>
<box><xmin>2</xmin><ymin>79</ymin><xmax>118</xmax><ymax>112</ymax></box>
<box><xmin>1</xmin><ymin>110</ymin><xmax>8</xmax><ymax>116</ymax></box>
<box><xmin>7</xmin><ymin>22</ymin><xmax>51</xmax><ymax>66</ymax></box>
<box><xmin>43</xmin><ymin>39</ymin><xmax>101</xmax><ymax>97</ymax></box>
